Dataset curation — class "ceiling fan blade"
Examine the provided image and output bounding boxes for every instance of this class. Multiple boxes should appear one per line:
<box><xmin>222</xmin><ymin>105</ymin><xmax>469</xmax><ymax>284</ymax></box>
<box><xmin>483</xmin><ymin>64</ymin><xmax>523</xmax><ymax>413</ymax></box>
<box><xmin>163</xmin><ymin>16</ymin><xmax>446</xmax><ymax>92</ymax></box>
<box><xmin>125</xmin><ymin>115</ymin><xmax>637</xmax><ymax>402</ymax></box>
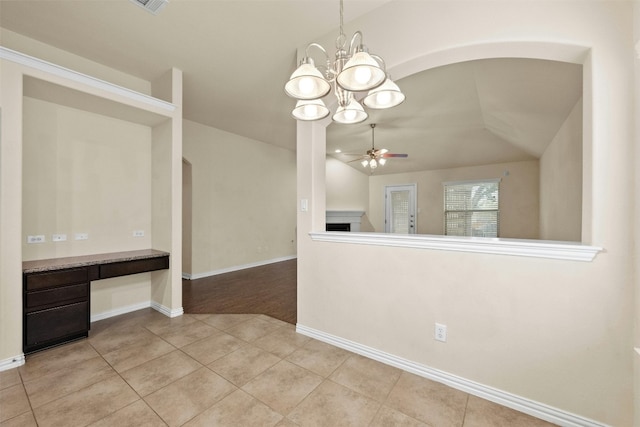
<box><xmin>381</xmin><ymin>153</ymin><xmax>408</xmax><ymax>158</ymax></box>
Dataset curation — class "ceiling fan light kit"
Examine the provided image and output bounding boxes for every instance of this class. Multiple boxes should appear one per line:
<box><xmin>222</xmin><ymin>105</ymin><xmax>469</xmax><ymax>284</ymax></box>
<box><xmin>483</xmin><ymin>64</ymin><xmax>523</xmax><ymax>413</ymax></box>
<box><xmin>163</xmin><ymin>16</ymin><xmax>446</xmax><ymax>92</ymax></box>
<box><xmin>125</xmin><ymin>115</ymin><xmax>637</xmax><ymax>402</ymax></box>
<box><xmin>284</xmin><ymin>0</ymin><xmax>405</xmax><ymax>124</ymax></box>
<box><xmin>350</xmin><ymin>124</ymin><xmax>408</xmax><ymax>171</ymax></box>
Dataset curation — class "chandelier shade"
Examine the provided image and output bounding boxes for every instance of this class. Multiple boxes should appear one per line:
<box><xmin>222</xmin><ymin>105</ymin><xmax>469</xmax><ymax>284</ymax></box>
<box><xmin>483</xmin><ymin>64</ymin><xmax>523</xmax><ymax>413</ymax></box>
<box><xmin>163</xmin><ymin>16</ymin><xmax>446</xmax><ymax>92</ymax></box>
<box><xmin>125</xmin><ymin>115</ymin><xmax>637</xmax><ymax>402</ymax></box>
<box><xmin>284</xmin><ymin>0</ymin><xmax>404</xmax><ymax>124</ymax></box>
<box><xmin>292</xmin><ymin>99</ymin><xmax>331</xmax><ymax>121</ymax></box>
<box><xmin>333</xmin><ymin>98</ymin><xmax>368</xmax><ymax>124</ymax></box>
<box><xmin>336</xmin><ymin>50</ymin><xmax>386</xmax><ymax>92</ymax></box>
<box><xmin>284</xmin><ymin>59</ymin><xmax>332</xmax><ymax>100</ymax></box>
<box><xmin>363</xmin><ymin>77</ymin><xmax>405</xmax><ymax>109</ymax></box>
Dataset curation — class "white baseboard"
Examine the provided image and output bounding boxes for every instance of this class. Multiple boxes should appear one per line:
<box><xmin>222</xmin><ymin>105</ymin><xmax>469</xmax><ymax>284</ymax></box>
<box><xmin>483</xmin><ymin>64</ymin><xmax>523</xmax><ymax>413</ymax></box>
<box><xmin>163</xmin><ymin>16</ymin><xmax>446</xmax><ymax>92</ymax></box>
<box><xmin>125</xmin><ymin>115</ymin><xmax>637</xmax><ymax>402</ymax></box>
<box><xmin>151</xmin><ymin>301</ymin><xmax>184</xmax><ymax>318</ymax></box>
<box><xmin>184</xmin><ymin>256</ymin><xmax>296</xmax><ymax>280</ymax></box>
<box><xmin>90</xmin><ymin>301</ymin><xmax>152</xmax><ymax>323</ymax></box>
<box><xmin>296</xmin><ymin>324</ymin><xmax>607</xmax><ymax>427</ymax></box>
<box><xmin>0</xmin><ymin>353</ymin><xmax>25</xmax><ymax>372</ymax></box>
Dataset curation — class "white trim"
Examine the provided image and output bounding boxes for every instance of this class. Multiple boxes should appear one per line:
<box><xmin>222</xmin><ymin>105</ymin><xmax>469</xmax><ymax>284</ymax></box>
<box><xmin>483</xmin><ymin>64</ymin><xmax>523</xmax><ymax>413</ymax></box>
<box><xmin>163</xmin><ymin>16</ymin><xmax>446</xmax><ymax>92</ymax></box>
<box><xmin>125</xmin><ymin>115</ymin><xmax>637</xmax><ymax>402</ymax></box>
<box><xmin>296</xmin><ymin>324</ymin><xmax>608</xmax><ymax>427</ymax></box>
<box><xmin>309</xmin><ymin>232</ymin><xmax>601</xmax><ymax>262</ymax></box>
<box><xmin>151</xmin><ymin>301</ymin><xmax>184</xmax><ymax>318</ymax></box>
<box><xmin>90</xmin><ymin>301</ymin><xmax>152</xmax><ymax>323</ymax></box>
<box><xmin>185</xmin><ymin>256</ymin><xmax>297</xmax><ymax>280</ymax></box>
<box><xmin>635</xmin><ymin>347</ymin><xmax>640</xmax><ymax>357</ymax></box>
<box><xmin>0</xmin><ymin>47</ymin><xmax>176</xmax><ymax>114</ymax></box>
<box><xmin>443</xmin><ymin>177</ymin><xmax>502</xmax><ymax>186</ymax></box>
<box><xmin>0</xmin><ymin>354</ymin><xmax>25</xmax><ymax>372</ymax></box>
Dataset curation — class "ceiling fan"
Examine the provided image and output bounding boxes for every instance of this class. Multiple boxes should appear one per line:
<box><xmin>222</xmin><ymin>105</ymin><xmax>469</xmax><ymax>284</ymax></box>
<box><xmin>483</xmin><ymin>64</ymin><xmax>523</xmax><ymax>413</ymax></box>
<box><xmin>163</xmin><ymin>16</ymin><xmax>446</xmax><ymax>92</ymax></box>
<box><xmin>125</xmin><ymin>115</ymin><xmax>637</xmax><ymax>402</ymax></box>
<box><xmin>347</xmin><ymin>123</ymin><xmax>408</xmax><ymax>170</ymax></box>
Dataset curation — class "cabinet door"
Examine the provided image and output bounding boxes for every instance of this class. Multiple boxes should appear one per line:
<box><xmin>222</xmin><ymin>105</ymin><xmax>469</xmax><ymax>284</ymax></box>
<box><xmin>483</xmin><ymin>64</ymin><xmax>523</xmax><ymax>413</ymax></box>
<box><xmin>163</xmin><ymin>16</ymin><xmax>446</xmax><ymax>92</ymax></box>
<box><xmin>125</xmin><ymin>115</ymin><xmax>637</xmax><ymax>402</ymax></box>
<box><xmin>26</xmin><ymin>283</ymin><xmax>88</xmax><ymax>312</ymax></box>
<box><xmin>25</xmin><ymin>301</ymin><xmax>88</xmax><ymax>348</ymax></box>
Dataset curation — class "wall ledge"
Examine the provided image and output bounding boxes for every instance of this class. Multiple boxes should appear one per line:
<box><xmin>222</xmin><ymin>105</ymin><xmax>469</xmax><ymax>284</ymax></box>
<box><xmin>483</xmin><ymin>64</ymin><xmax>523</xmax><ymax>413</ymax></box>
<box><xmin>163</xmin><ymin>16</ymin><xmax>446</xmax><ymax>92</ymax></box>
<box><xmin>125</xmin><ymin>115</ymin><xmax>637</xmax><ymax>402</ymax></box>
<box><xmin>0</xmin><ymin>46</ymin><xmax>176</xmax><ymax>113</ymax></box>
<box><xmin>309</xmin><ymin>232</ymin><xmax>601</xmax><ymax>262</ymax></box>
<box><xmin>297</xmin><ymin>323</ymin><xmax>607</xmax><ymax>427</ymax></box>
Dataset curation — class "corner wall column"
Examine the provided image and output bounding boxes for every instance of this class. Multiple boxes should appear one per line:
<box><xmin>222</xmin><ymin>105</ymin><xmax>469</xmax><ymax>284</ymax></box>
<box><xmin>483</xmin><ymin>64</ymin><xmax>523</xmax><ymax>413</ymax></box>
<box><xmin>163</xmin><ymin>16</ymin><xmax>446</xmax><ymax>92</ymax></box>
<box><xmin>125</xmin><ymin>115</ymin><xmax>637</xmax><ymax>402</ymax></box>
<box><xmin>150</xmin><ymin>68</ymin><xmax>183</xmax><ymax>317</ymax></box>
<box><xmin>0</xmin><ymin>60</ymin><xmax>25</xmax><ymax>366</ymax></box>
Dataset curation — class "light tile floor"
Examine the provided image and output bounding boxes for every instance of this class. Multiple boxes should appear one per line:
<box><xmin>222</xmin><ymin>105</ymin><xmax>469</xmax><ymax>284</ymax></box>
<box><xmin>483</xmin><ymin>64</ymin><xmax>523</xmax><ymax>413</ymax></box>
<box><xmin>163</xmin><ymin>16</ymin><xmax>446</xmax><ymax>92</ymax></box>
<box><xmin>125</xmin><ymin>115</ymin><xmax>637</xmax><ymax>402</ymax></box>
<box><xmin>1</xmin><ymin>309</ymin><xmax>557</xmax><ymax>426</ymax></box>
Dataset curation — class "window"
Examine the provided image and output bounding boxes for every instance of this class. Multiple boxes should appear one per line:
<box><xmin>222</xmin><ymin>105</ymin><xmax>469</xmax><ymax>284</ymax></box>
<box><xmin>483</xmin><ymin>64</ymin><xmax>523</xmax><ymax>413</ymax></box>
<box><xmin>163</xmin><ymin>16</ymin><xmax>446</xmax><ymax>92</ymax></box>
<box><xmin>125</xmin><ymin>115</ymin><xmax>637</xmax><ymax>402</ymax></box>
<box><xmin>444</xmin><ymin>179</ymin><xmax>499</xmax><ymax>237</ymax></box>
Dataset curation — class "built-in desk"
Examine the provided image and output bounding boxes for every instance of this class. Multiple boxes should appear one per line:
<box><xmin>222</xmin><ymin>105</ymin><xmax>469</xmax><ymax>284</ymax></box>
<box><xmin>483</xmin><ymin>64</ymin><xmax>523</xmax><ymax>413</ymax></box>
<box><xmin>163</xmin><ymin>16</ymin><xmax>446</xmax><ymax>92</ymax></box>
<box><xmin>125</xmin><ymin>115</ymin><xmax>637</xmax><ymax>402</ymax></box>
<box><xmin>22</xmin><ymin>249</ymin><xmax>169</xmax><ymax>354</ymax></box>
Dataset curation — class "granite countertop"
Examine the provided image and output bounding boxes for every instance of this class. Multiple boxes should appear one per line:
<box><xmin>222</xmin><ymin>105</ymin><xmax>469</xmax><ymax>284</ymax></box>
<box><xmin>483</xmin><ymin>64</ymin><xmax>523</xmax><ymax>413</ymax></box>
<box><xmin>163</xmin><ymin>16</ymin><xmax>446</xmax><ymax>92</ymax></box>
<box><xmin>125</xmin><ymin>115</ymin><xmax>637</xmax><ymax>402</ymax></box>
<box><xmin>23</xmin><ymin>249</ymin><xmax>170</xmax><ymax>273</ymax></box>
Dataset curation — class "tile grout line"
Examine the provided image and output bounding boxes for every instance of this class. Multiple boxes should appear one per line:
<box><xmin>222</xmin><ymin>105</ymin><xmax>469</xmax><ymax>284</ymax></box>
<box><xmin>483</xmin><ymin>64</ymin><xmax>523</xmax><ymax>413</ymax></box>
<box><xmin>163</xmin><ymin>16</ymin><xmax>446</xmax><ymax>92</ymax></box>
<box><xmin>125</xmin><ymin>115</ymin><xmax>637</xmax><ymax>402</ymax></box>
<box><xmin>460</xmin><ymin>393</ymin><xmax>471</xmax><ymax>427</ymax></box>
<box><xmin>367</xmin><ymin>366</ymin><xmax>406</xmax><ymax>426</ymax></box>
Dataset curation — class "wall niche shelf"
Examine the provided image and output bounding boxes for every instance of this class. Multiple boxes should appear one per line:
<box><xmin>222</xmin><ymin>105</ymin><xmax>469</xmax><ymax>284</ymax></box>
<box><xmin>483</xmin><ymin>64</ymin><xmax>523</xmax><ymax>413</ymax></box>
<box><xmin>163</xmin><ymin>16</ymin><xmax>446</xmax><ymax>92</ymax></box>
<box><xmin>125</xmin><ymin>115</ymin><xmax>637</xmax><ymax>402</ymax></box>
<box><xmin>1</xmin><ymin>46</ymin><xmax>176</xmax><ymax>122</ymax></box>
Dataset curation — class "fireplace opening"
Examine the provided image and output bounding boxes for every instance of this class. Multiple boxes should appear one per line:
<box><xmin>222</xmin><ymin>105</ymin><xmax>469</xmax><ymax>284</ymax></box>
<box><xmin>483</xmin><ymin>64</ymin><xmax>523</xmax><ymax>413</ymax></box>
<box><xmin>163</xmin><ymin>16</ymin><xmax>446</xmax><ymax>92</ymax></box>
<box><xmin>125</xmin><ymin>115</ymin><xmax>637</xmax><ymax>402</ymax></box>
<box><xmin>326</xmin><ymin>223</ymin><xmax>351</xmax><ymax>232</ymax></box>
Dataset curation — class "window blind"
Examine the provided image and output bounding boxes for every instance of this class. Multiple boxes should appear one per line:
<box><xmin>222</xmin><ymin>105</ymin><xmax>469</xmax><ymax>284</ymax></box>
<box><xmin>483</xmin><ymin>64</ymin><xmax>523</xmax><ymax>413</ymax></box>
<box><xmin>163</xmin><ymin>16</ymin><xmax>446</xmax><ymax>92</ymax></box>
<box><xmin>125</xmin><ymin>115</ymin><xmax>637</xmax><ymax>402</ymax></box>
<box><xmin>444</xmin><ymin>180</ymin><xmax>499</xmax><ymax>237</ymax></box>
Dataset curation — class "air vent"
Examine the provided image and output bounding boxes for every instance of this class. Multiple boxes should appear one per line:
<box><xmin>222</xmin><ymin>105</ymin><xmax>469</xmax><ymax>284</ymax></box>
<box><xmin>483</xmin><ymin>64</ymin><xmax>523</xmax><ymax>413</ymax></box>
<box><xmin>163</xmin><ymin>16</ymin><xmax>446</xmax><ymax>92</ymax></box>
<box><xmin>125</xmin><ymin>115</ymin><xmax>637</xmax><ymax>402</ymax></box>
<box><xmin>129</xmin><ymin>0</ymin><xmax>168</xmax><ymax>15</ymax></box>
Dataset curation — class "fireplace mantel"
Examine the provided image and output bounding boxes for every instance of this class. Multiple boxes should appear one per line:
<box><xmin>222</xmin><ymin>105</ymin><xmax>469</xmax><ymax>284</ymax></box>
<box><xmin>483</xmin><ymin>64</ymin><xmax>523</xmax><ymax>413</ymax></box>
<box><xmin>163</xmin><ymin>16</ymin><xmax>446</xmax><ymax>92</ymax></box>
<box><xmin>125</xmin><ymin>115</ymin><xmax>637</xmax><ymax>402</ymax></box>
<box><xmin>326</xmin><ymin>211</ymin><xmax>365</xmax><ymax>232</ymax></box>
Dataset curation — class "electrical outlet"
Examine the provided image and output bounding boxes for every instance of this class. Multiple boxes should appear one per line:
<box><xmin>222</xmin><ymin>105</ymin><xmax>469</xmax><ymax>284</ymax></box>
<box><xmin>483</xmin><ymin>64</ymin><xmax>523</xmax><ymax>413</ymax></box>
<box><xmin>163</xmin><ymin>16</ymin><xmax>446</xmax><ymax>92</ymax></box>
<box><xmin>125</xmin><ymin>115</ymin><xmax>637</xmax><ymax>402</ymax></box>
<box><xmin>133</xmin><ymin>230</ymin><xmax>145</xmax><ymax>237</ymax></box>
<box><xmin>75</xmin><ymin>233</ymin><xmax>89</xmax><ymax>240</ymax></box>
<box><xmin>435</xmin><ymin>323</ymin><xmax>447</xmax><ymax>342</ymax></box>
<box><xmin>52</xmin><ymin>234</ymin><xmax>67</xmax><ymax>242</ymax></box>
<box><xmin>27</xmin><ymin>235</ymin><xmax>46</xmax><ymax>244</ymax></box>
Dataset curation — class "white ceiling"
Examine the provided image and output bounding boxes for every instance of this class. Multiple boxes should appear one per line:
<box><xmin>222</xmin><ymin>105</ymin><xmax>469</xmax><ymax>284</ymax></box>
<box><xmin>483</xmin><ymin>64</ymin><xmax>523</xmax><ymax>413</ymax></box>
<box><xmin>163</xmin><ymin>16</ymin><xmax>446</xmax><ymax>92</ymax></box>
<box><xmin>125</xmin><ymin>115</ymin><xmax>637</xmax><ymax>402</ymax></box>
<box><xmin>1</xmin><ymin>0</ymin><xmax>582</xmax><ymax>174</ymax></box>
<box><xmin>0</xmin><ymin>0</ymin><xmax>389</xmax><ymax>151</ymax></box>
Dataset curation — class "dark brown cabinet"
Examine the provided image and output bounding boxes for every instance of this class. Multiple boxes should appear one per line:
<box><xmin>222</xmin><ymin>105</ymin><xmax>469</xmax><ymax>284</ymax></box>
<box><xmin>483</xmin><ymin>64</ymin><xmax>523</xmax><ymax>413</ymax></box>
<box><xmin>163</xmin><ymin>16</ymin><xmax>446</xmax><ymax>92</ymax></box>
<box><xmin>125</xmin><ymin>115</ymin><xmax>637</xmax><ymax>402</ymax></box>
<box><xmin>23</xmin><ymin>250</ymin><xmax>169</xmax><ymax>355</ymax></box>
<box><xmin>23</xmin><ymin>267</ymin><xmax>92</xmax><ymax>354</ymax></box>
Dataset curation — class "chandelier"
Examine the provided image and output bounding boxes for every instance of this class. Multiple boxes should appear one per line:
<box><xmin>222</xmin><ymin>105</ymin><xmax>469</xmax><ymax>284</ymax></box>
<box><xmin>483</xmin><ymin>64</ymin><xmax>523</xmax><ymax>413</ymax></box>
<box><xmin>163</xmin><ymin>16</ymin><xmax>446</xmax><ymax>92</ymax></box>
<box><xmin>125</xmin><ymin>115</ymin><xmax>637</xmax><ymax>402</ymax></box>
<box><xmin>284</xmin><ymin>0</ymin><xmax>405</xmax><ymax>124</ymax></box>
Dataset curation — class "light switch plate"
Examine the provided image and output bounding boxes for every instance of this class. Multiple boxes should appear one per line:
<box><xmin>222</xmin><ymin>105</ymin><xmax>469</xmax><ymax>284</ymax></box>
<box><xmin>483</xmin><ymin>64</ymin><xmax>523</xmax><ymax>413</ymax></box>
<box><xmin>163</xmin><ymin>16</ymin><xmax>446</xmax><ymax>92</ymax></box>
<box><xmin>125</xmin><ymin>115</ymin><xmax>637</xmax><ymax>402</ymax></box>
<box><xmin>52</xmin><ymin>234</ymin><xmax>67</xmax><ymax>242</ymax></box>
<box><xmin>75</xmin><ymin>233</ymin><xmax>89</xmax><ymax>240</ymax></box>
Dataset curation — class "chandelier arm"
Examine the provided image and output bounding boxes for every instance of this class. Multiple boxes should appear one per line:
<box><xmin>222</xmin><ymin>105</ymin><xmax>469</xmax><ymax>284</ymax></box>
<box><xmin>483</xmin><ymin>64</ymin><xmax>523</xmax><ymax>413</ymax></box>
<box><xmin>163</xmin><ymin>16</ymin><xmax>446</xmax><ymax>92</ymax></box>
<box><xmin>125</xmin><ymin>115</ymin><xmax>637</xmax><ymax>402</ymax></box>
<box><xmin>304</xmin><ymin>43</ymin><xmax>329</xmax><ymax>61</ymax></box>
<box><xmin>303</xmin><ymin>42</ymin><xmax>334</xmax><ymax>80</ymax></box>
<box><xmin>348</xmin><ymin>31</ymin><xmax>364</xmax><ymax>54</ymax></box>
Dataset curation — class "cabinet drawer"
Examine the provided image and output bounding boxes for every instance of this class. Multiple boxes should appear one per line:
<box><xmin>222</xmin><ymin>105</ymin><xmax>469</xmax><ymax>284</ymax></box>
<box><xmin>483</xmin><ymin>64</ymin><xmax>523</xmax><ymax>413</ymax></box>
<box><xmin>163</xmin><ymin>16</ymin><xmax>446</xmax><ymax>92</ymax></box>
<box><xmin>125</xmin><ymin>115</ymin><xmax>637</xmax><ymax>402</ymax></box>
<box><xmin>26</xmin><ymin>283</ymin><xmax>88</xmax><ymax>312</ymax></box>
<box><xmin>25</xmin><ymin>301</ymin><xmax>88</xmax><ymax>347</ymax></box>
<box><xmin>99</xmin><ymin>256</ymin><xmax>169</xmax><ymax>279</ymax></box>
<box><xmin>25</xmin><ymin>268</ymin><xmax>88</xmax><ymax>291</ymax></box>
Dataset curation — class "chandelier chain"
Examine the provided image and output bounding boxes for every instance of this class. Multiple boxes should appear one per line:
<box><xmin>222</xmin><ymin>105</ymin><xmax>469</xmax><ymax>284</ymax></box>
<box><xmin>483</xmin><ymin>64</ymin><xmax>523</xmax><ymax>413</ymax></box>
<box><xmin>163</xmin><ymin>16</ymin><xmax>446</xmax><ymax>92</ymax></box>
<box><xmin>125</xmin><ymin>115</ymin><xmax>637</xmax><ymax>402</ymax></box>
<box><xmin>336</xmin><ymin>0</ymin><xmax>346</xmax><ymax>50</ymax></box>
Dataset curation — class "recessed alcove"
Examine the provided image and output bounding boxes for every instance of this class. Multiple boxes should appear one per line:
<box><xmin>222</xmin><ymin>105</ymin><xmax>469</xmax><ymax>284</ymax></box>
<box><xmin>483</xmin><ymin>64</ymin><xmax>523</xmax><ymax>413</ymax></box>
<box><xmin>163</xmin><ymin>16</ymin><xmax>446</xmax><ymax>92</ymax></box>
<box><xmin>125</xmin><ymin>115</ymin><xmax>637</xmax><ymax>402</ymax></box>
<box><xmin>0</xmin><ymin>46</ymin><xmax>183</xmax><ymax>366</ymax></box>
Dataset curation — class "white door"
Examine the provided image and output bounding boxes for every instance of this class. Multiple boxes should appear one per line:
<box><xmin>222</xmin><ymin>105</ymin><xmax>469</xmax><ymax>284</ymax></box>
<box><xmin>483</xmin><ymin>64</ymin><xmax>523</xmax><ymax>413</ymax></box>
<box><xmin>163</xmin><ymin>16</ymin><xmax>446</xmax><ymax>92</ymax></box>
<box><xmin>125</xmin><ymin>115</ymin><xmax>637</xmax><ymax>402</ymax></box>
<box><xmin>385</xmin><ymin>184</ymin><xmax>417</xmax><ymax>234</ymax></box>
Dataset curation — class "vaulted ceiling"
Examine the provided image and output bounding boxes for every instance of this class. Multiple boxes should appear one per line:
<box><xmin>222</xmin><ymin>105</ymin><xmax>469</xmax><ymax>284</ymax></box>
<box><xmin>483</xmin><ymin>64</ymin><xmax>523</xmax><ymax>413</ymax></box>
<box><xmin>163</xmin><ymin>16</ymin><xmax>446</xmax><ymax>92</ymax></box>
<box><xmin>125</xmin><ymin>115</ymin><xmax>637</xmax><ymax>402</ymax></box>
<box><xmin>1</xmin><ymin>1</ymin><xmax>582</xmax><ymax>175</ymax></box>
<box><xmin>327</xmin><ymin>58</ymin><xmax>582</xmax><ymax>175</ymax></box>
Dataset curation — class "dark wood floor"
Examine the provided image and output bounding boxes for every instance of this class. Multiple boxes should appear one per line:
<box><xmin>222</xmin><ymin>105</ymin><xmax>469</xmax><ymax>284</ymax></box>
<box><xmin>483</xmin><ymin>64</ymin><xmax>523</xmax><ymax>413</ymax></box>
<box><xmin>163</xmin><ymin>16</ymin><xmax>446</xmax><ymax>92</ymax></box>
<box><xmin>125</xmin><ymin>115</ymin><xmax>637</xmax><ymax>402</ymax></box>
<box><xmin>182</xmin><ymin>259</ymin><xmax>297</xmax><ymax>324</ymax></box>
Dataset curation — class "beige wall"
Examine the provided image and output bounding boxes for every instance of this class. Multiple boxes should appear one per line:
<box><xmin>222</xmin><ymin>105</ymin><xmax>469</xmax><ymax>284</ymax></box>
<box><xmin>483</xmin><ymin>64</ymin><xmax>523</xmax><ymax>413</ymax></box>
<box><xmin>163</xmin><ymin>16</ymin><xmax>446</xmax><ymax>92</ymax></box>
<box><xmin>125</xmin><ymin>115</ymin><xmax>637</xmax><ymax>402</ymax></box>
<box><xmin>183</xmin><ymin>120</ymin><xmax>296</xmax><ymax>276</ymax></box>
<box><xmin>22</xmin><ymin>97</ymin><xmax>154</xmax><ymax>317</ymax></box>
<box><xmin>540</xmin><ymin>98</ymin><xmax>583</xmax><ymax>242</ymax></box>
<box><xmin>366</xmin><ymin>160</ymin><xmax>539</xmax><ymax>238</ymax></box>
<box><xmin>325</xmin><ymin>157</ymin><xmax>369</xmax><ymax>212</ymax></box>
<box><xmin>22</xmin><ymin>97</ymin><xmax>153</xmax><ymax>259</ymax></box>
<box><xmin>297</xmin><ymin>2</ymin><xmax>634</xmax><ymax>425</ymax></box>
